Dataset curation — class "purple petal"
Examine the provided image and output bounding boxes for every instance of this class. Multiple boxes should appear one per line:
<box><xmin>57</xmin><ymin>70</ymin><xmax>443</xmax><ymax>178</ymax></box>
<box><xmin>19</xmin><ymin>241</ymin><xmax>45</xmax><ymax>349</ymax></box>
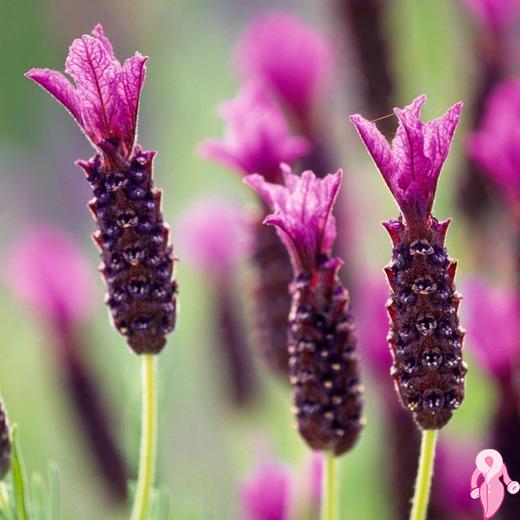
<box><xmin>25</xmin><ymin>68</ymin><xmax>82</xmax><ymax>126</ymax></box>
<box><xmin>91</xmin><ymin>23</ymin><xmax>114</xmax><ymax>55</ymax></box>
<box><xmin>461</xmin><ymin>0</ymin><xmax>520</xmax><ymax>32</ymax></box>
<box><xmin>351</xmin><ymin>96</ymin><xmax>463</xmax><ymax>225</ymax></box>
<box><xmin>201</xmin><ymin>83</ymin><xmax>309</xmax><ymax>181</ymax></box>
<box><xmin>5</xmin><ymin>225</ymin><xmax>97</xmax><ymax>324</ymax></box>
<box><xmin>245</xmin><ymin>165</ymin><xmax>342</xmax><ymax>272</ymax></box>
<box><xmin>116</xmin><ymin>53</ymin><xmax>148</xmax><ymax>151</ymax></box>
<box><xmin>234</xmin><ymin>11</ymin><xmax>333</xmax><ymax>118</ymax></box>
<box><xmin>65</xmin><ymin>32</ymin><xmax>120</xmax><ymax>144</ymax></box>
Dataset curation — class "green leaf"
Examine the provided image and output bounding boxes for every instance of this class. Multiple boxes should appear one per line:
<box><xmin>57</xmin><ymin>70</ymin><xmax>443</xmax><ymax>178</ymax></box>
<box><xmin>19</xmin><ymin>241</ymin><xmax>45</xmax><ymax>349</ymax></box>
<box><xmin>30</xmin><ymin>473</ymin><xmax>46</xmax><ymax>520</ymax></box>
<box><xmin>47</xmin><ymin>463</ymin><xmax>60</xmax><ymax>520</ymax></box>
<box><xmin>10</xmin><ymin>426</ymin><xmax>29</xmax><ymax>520</ymax></box>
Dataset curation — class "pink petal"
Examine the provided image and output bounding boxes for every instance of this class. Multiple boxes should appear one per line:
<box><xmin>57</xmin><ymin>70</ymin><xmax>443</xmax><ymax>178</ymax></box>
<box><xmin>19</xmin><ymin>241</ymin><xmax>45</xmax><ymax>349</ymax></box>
<box><xmin>116</xmin><ymin>53</ymin><xmax>148</xmax><ymax>150</ymax></box>
<box><xmin>25</xmin><ymin>68</ymin><xmax>82</xmax><ymax>126</ymax></box>
<box><xmin>65</xmin><ymin>32</ymin><xmax>120</xmax><ymax>143</ymax></box>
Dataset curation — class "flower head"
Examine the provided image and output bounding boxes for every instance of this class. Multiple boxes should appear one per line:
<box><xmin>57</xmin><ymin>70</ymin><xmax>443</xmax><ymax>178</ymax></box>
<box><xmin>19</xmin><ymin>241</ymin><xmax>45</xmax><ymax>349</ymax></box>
<box><xmin>462</xmin><ymin>277</ymin><xmax>520</xmax><ymax>380</ymax></box>
<box><xmin>200</xmin><ymin>83</ymin><xmax>309</xmax><ymax>181</ymax></box>
<box><xmin>234</xmin><ymin>12</ymin><xmax>333</xmax><ymax>118</ymax></box>
<box><xmin>460</xmin><ymin>0</ymin><xmax>520</xmax><ymax>33</ymax></box>
<box><xmin>469</xmin><ymin>79</ymin><xmax>520</xmax><ymax>209</ymax></box>
<box><xmin>245</xmin><ymin>164</ymin><xmax>342</xmax><ymax>272</ymax></box>
<box><xmin>350</xmin><ymin>95</ymin><xmax>463</xmax><ymax>227</ymax></box>
<box><xmin>176</xmin><ymin>197</ymin><xmax>252</xmax><ymax>275</ymax></box>
<box><xmin>25</xmin><ymin>24</ymin><xmax>147</xmax><ymax>158</ymax></box>
<box><xmin>240</xmin><ymin>461</ymin><xmax>291</xmax><ymax>520</ymax></box>
<box><xmin>5</xmin><ymin>226</ymin><xmax>96</xmax><ymax>325</ymax></box>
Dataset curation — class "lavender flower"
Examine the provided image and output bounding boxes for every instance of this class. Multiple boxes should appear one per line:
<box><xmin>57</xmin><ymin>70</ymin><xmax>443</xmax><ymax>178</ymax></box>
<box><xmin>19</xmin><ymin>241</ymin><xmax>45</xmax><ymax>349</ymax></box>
<box><xmin>201</xmin><ymin>85</ymin><xmax>309</xmax><ymax>375</ymax></box>
<box><xmin>26</xmin><ymin>24</ymin><xmax>177</xmax><ymax>355</ymax></box>
<box><xmin>246</xmin><ymin>165</ymin><xmax>363</xmax><ymax>455</ymax></box>
<box><xmin>200</xmin><ymin>83</ymin><xmax>309</xmax><ymax>183</ymax></box>
<box><xmin>469</xmin><ymin>79</ymin><xmax>520</xmax><ymax>213</ymax></box>
<box><xmin>6</xmin><ymin>226</ymin><xmax>96</xmax><ymax>326</ymax></box>
<box><xmin>177</xmin><ymin>198</ymin><xmax>259</xmax><ymax>406</ymax></box>
<box><xmin>0</xmin><ymin>399</ymin><xmax>10</xmax><ymax>480</ymax></box>
<box><xmin>350</xmin><ymin>95</ymin><xmax>467</xmax><ymax>430</ymax></box>
<box><xmin>461</xmin><ymin>0</ymin><xmax>520</xmax><ymax>33</ymax></box>
<box><xmin>234</xmin><ymin>12</ymin><xmax>333</xmax><ymax>122</ymax></box>
<box><xmin>6</xmin><ymin>226</ymin><xmax>129</xmax><ymax>502</ymax></box>
<box><xmin>241</xmin><ymin>461</ymin><xmax>291</xmax><ymax>520</ymax></box>
<box><xmin>463</xmin><ymin>277</ymin><xmax>520</xmax><ymax>381</ymax></box>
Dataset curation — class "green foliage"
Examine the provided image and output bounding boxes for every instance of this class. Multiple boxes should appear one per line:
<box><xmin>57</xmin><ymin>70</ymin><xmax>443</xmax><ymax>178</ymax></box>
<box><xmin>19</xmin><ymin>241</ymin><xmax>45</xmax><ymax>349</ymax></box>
<box><xmin>0</xmin><ymin>427</ymin><xmax>61</xmax><ymax>520</ymax></box>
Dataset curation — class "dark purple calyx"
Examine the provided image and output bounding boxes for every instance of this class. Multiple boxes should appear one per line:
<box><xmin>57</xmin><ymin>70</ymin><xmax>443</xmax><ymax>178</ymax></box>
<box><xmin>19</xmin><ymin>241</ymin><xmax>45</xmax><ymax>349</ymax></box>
<box><xmin>384</xmin><ymin>217</ymin><xmax>466</xmax><ymax>429</ymax></box>
<box><xmin>78</xmin><ymin>145</ymin><xmax>177</xmax><ymax>354</ymax></box>
<box><xmin>288</xmin><ymin>256</ymin><xmax>363</xmax><ymax>456</ymax></box>
<box><xmin>0</xmin><ymin>399</ymin><xmax>10</xmax><ymax>479</ymax></box>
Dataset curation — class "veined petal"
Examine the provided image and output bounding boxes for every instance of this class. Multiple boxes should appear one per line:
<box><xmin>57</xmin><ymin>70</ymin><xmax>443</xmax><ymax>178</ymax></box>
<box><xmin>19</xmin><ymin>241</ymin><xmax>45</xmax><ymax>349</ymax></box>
<box><xmin>351</xmin><ymin>96</ymin><xmax>463</xmax><ymax>226</ymax></box>
<box><xmin>117</xmin><ymin>53</ymin><xmax>148</xmax><ymax>151</ymax></box>
<box><xmin>65</xmin><ymin>31</ymin><xmax>120</xmax><ymax>143</ymax></box>
<box><xmin>25</xmin><ymin>68</ymin><xmax>82</xmax><ymax>126</ymax></box>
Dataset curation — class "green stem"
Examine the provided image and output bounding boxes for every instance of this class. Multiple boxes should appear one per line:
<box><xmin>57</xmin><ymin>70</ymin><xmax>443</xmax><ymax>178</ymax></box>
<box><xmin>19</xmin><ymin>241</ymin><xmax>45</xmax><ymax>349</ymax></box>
<box><xmin>0</xmin><ymin>482</ymin><xmax>11</xmax><ymax>518</ymax></box>
<box><xmin>320</xmin><ymin>452</ymin><xmax>338</xmax><ymax>520</ymax></box>
<box><xmin>409</xmin><ymin>430</ymin><xmax>438</xmax><ymax>520</ymax></box>
<box><xmin>130</xmin><ymin>355</ymin><xmax>157</xmax><ymax>520</ymax></box>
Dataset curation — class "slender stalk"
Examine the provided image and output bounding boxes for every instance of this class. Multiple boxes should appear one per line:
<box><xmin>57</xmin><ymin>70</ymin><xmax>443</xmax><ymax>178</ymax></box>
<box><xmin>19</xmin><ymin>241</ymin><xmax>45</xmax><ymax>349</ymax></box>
<box><xmin>321</xmin><ymin>452</ymin><xmax>338</xmax><ymax>520</ymax></box>
<box><xmin>0</xmin><ymin>482</ymin><xmax>11</xmax><ymax>518</ymax></box>
<box><xmin>131</xmin><ymin>355</ymin><xmax>157</xmax><ymax>520</ymax></box>
<box><xmin>409</xmin><ymin>430</ymin><xmax>438</xmax><ymax>520</ymax></box>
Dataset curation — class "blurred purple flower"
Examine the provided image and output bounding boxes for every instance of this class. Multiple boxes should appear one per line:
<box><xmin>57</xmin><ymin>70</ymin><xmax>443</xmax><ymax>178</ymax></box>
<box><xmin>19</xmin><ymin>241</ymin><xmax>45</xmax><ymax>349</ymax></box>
<box><xmin>245</xmin><ymin>164</ymin><xmax>341</xmax><ymax>273</ymax></box>
<box><xmin>463</xmin><ymin>277</ymin><xmax>520</xmax><ymax>380</ymax></box>
<box><xmin>469</xmin><ymin>79</ymin><xmax>520</xmax><ymax>210</ymax></box>
<box><xmin>461</xmin><ymin>0</ymin><xmax>520</xmax><ymax>32</ymax></box>
<box><xmin>200</xmin><ymin>83</ymin><xmax>309</xmax><ymax>182</ymax></box>
<box><xmin>350</xmin><ymin>95</ymin><xmax>462</xmax><ymax>229</ymax></box>
<box><xmin>176</xmin><ymin>197</ymin><xmax>253</xmax><ymax>275</ymax></box>
<box><xmin>234</xmin><ymin>12</ymin><xmax>333</xmax><ymax>119</ymax></box>
<box><xmin>241</xmin><ymin>461</ymin><xmax>291</xmax><ymax>520</ymax></box>
<box><xmin>6</xmin><ymin>225</ymin><xmax>96</xmax><ymax>325</ymax></box>
<box><xmin>356</xmin><ymin>276</ymin><xmax>393</xmax><ymax>379</ymax></box>
<box><xmin>26</xmin><ymin>24</ymin><xmax>147</xmax><ymax>158</ymax></box>
<box><xmin>434</xmin><ymin>436</ymin><xmax>480</xmax><ymax>515</ymax></box>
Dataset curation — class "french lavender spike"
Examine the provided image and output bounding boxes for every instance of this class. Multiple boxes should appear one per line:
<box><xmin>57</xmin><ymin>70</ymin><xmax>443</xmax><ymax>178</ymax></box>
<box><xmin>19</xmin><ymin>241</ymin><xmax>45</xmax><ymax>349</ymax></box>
<box><xmin>25</xmin><ymin>25</ymin><xmax>177</xmax><ymax>354</ymax></box>
<box><xmin>350</xmin><ymin>95</ymin><xmax>466</xmax><ymax>430</ymax></box>
<box><xmin>0</xmin><ymin>399</ymin><xmax>10</xmax><ymax>480</ymax></box>
<box><xmin>245</xmin><ymin>165</ymin><xmax>363</xmax><ymax>455</ymax></box>
<box><xmin>200</xmin><ymin>83</ymin><xmax>309</xmax><ymax>375</ymax></box>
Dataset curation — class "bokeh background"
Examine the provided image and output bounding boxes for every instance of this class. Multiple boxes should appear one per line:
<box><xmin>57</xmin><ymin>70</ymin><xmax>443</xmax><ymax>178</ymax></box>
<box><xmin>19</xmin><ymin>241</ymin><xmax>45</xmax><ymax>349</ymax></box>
<box><xmin>0</xmin><ymin>0</ymin><xmax>514</xmax><ymax>518</ymax></box>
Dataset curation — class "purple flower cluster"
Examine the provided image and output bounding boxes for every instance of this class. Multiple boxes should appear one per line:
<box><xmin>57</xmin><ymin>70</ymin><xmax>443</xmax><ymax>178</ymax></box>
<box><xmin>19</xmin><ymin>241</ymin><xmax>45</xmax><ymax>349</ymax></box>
<box><xmin>246</xmin><ymin>166</ymin><xmax>363</xmax><ymax>455</ymax></box>
<box><xmin>351</xmin><ymin>96</ymin><xmax>466</xmax><ymax>430</ymax></box>
<box><xmin>26</xmin><ymin>25</ymin><xmax>177</xmax><ymax>355</ymax></box>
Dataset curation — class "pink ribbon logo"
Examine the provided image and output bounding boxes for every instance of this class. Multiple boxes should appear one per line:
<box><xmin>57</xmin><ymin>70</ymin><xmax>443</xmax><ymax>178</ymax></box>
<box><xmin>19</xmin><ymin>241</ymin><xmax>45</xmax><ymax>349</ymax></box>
<box><xmin>470</xmin><ymin>449</ymin><xmax>519</xmax><ymax>519</ymax></box>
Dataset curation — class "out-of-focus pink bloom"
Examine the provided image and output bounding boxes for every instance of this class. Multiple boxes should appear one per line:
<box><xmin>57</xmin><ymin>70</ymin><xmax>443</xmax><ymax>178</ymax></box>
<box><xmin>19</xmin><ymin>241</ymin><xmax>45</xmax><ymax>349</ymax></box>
<box><xmin>462</xmin><ymin>277</ymin><xmax>520</xmax><ymax>379</ymax></box>
<box><xmin>25</xmin><ymin>24</ymin><xmax>147</xmax><ymax>158</ymax></box>
<box><xmin>176</xmin><ymin>197</ymin><xmax>253</xmax><ymax>275</ymax></box>
<box><xmin>350</xmin><ymin>95</ymin><xmax>463</xmax><ymax>227</ymax></box>
<box><xmin>469</xmin><ymin>79</ymin><xmax>520</xmax><ymax>210</ymax></box>
<box><xmin>6</xmin><ymin>226</ymin><xmax>96</xmax><ymax>325</ymax></box>
<box><xmin>234</xmin><ymin>12</ymin><xmax>333</xmax><ymax>118</ymax></box>
<box><xmin>435</xmin><ymin>436</ymin><xmax>480</xmax><ymax>514</ymax></box>
<box><xmin>356</xmin><ymin>276</ymin><xmax>393</xmax><ymax>379</ymax></box>
<box><xmin>200</xmin><ymin>83</ymin><xmax>309</xmax><ymax>182</ymax></box>
<box><xmin>245</xmin><ymin>164</ymin><xmax>341</xmax><ymax>272</ymax></box>
<box><xmin>241</xmin><ymin>461</ymin><xmax>291</xmax><ymax>520</ymax></box>
<box><xmin>461</xmin><ymin>0</ymin><xmax>520</xmax><ymax>33</ymax></box>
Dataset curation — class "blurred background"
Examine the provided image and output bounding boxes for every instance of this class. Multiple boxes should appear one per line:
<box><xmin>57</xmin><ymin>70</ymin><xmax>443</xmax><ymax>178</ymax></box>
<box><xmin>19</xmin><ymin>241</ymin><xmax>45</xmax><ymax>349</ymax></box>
<box><xmin>0</xmin><ymin>0</ymin><xmax>518</xmax><ymax>518</ymax></box>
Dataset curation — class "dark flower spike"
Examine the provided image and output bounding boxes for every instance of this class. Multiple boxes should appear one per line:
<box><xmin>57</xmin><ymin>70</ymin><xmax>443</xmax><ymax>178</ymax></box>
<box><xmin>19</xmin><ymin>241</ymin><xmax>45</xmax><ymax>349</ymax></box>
<box><xmin>350</xmin><ymin>96</ymin><xmax>466</xmax><ymax>430</ymax></box>
<box><xmin>245</xmin><ymin>165</ymin><xmax>363</xmax><ymax>456</ymax></box>
<box><xmin>0</xmin><ymin>399</ymin><xmax>11</xmax><ymax>480</ymax></box>
<box><xmin>26</xmin><ymin>25</ymin><xmax>177</xmax><ymax>355</ymax></box>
